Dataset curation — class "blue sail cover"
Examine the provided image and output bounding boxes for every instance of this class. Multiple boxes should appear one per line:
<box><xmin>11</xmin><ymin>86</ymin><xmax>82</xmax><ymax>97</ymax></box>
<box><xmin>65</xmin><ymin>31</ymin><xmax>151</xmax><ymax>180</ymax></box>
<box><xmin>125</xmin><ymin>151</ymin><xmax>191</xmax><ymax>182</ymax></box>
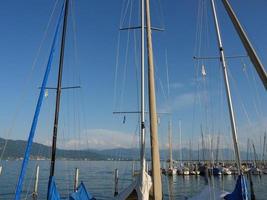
<box><xmin>224</xmin><ymin>175</ymin><xmax>249</xmax><ymax>200</ymax></box>
<box><xmin>69</xmin><ymin>182</ymin><xmax>95</xmax><ymax>200</ymax></box>
<box><xmin>48</xmin><ymin>176</ymin><xmax>94</xmax><ymax>200</ymax></box>
<box><xmin>48</xmin><ymin>176</ymin><xmax>61</xmax><ymax>200</ymax></box>
<box><xmin>13</xmin><ymin>3</ymin><xmax>65</xmax><ymax>200</ymax></box>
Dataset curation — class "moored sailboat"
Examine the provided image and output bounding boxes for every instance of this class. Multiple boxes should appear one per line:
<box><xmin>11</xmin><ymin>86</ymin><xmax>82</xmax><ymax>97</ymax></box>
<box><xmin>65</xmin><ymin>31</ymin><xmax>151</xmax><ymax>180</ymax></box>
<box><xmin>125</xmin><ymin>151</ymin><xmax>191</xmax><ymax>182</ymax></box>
<box><xmin>13</xmin><ymin>1</ymin><xmax>94</xmax><ymax>199</ymax></box>
<box><xmin>114</xmin><ymin>0</ymin><xmax>162</xmax><ymax>199</ymax></box>
<box><xmin>188</xmin><ymin>0</ymin><xmax>266</xmax><ymax>198</ymax></box>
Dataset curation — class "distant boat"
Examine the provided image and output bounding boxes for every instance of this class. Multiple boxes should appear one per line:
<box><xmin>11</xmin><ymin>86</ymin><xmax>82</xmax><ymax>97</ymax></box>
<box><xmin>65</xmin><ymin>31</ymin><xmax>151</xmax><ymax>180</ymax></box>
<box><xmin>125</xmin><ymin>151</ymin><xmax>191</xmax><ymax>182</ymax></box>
<box><xmin>208</xmin><ymin>166</ymin><xmax>222</xmax><ymax>176</ymax></box>
<box><xmin>13</xmin><ymin>1</ymin><xmax>94</xmax><ymax>199</ymax></box>
<box><xmin>182</xmin><ymin>167</ymin><xmax>190</xmax><ymax>176</ymax></box>
<box><xmin>221</xmin><ymin>167</ymin><xmax>232</xmax><ymax>175</ymax></box>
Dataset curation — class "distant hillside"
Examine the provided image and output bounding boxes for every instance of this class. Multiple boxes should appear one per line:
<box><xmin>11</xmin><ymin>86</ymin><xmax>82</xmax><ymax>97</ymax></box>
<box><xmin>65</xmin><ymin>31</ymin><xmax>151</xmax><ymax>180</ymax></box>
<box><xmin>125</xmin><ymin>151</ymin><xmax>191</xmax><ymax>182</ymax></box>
<box><xmin>92</xmin><ymin>147</ymin><xmax>256</xmax><ymax>161</ymax></box>
<box><xmin>0</xmin><ymin>138</ymin><xmax>106</xmax><ymax>160</ymax></box>
<box><xmin>0</xmin><ymin>138</ymin><xmax>257</xmax><ymax>161</ymax></box>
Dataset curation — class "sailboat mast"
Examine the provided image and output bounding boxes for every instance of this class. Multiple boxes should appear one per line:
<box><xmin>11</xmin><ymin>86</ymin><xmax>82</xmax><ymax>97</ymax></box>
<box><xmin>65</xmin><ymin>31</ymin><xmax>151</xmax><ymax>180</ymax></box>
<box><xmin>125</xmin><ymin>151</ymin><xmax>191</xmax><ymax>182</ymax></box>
<box><xmin>210</xmin><ymin>0</ymin><xmax>242</xmax><ymax>175</ymax></box>
<box><xmin>215</xmin><ymin>135</ymin><xmax>220</xmax><ymax>164</ymax></box>
<box><xmin>221</xmin><ymin>0</ymin><xmax>267</xmax><ymax>90</ymax></box>
<box><xmin>252</xmin><ymin>143</ymin><xmax>258</xmax><ymax>168</ymax></box>
<box><xmin>201</xmin><ymin>125</ymin><xmax>205</xmax><ymax>162</ymax></box>
<box><xmin>262</xmin><ymin>131</ymin><xmax>266</xmax><ymax>163</ymax></box>
<box><xmin>49</xmin><ymin>0</ymin><xmax>69</xmax><ymax>178</ymax></box>
<box><xmin>168</xmin><ymin>120</ymin><xmax>173</xmax><ymax>169</ymax></box>
<box><xmin>247</xmin><ymin>138</ymin><xmax>250</xmax><ymax>163</ymax></box>
<box><xmin>140</xmin><ymin>0</ymin><xmax>146</xmax><ymax>179</ymax></box>
<box><xmin>145</xmin><ymin>0</ymin><xmax>162</xmax><ymax>198</ymax></box>
<box><xmin>179</xmin><ymin>120</ymin><xmax>182</xmax><ymax>162</ymax></box>
<box><xmin>198</xmin><ymin>143</ymin><xmax>200</xmax><ymax>163</ymax></box>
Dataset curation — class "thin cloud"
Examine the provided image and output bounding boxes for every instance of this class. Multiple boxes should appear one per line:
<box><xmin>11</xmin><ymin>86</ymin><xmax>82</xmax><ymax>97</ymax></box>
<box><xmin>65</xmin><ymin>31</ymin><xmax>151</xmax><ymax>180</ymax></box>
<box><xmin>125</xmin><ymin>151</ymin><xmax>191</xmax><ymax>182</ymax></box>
<box><xmin>170</xmin><ymin>82</ymin><xmax>184</xmax><ymax>89</ymax></box>
<box><xmin>159</xmin><ymin>92</ymin><xmax>196</xmax><ymax>112</ymax></box>
<box><xmin>53</xmin><ymin>129</ymin><xmax>138</xmax><ymax>150</ymax></box>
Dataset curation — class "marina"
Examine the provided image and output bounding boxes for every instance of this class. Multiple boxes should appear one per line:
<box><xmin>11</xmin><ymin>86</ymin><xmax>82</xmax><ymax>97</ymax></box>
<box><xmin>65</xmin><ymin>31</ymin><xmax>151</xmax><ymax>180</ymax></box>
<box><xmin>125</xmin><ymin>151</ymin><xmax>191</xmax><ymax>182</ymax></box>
<box><xmin>0</xmin><ymin>0</ymin><xmax>267</xmax><ymax>199</ymax></box>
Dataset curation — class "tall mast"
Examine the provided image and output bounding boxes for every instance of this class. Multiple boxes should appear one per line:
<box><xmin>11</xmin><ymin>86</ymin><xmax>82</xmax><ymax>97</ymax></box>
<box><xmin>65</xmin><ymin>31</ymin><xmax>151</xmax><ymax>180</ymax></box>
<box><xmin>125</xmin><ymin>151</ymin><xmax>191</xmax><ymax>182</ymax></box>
<box><xmin>140</xmin><ymin>0</ymin><xmax>146</xmax><ymax>182</ymax></box>
<box><xmin>246</xmin><ymin>138</ymin><xmax>250</xmax><ymax>163</ymax></box>
<box><xmin>168</xmin><ymin>120</ymin><xmax>173</xmax><ymax>169</ymax></box>
<box><xmin>198</xmin><ymin>143</ymin><xmax>200</xmax><ymax>163</ymax></box>
<box><xmin>210</xmin><ymin>0</ymin><xmax>242</xmax><ymax>175</ymax></box>
<box><xmin>179</xmin><ymin>120</ymin><xmax>182</xmax><ymax>162</ymax></box>
<box><xmin>201</xmin><ymin>125</ymin><xmax>205</xmax><ymax>162</ymax></box>
<box><xmin>215</xmin><ymin>135</ymin><xmax>220</xmax><ymax>164</ymax></box>
<box><xmin>189</xmin><ymin>140</ymin><xmax>192</xmax><ymax>162</ymax></box>
<box><xmin>262</xmin><ymin>132</ymin><xmax>266</xmax><ymax>163</ymax></box>
<box><xmin>221</xmin><ymin>0</ymin><xmax>267</xmax><ymax>90</ymax></box>
<box><xmin>145</xmin><ymin>0</ymin><xmax>162</xmax><ymax>198</ymax></box>
<box><xmin>49</xmin><ymin>0</ymin><xmax>69</xmax><ymax>178</ymax></box>
<box><xmin>252</xmin><ymin>143</ymin><xmax>258</xmax><ymax>168</ymax></box>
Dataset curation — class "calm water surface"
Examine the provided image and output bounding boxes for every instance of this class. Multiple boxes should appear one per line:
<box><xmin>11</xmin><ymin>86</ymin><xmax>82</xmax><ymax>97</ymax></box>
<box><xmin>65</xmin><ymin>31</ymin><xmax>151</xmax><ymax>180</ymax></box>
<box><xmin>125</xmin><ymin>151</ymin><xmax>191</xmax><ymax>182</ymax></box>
<box><xmin>0</xmin><ymin>161</ymin><xmax>266</xmax><ymax>199</ymax></box>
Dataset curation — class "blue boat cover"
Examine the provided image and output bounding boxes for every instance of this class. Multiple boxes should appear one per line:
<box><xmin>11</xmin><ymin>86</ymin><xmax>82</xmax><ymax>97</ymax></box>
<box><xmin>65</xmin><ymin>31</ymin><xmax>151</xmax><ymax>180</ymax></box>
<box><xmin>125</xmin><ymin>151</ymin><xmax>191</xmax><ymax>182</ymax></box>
<box><xmin>69</xmin><ymin>182</ymin><xmax>95</xmax><ymax>200</ymax></box>
<box><xmin>48</xmin><ymin>176</ymin><xmax>95</xmax><ymax>200</ymax></box>
<box><xmin>48</xmin><ymin>176</ymin><xmax>61</xmax><ymax>200</ymax></box>
<box><xmin>224</xmin><ymin>175</ymin><xmax>248</xmax><ymax>200</ymax></box>
<box><xmin>212</xmin><ymin>167</ymin><xmax>221</xmax><ymax>176</ymax></box>
<box><xmin>14</xmin><ymin>3</ymin><xmax>65</xmax><ymax>200</ymax></box>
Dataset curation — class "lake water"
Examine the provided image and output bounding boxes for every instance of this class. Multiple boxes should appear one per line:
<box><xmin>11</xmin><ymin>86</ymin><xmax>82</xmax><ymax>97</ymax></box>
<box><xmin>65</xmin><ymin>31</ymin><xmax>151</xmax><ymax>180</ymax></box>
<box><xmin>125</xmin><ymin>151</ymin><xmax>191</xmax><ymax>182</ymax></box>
<box><xmin>0</xmin><ymin>161</ymin><xmax>266</xmax><ymax>199</ymax></box>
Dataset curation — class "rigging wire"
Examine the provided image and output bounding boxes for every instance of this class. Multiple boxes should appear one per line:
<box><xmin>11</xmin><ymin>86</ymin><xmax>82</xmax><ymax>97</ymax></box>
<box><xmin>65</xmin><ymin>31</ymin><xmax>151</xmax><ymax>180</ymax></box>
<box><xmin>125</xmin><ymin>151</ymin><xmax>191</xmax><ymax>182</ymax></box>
<box><xmin>113</xmin><ymin>0</ymin><xmax>131</xmax><ymax>111</ymax></box>
<box><xmin>192</xmin><ymin>0</ymin><xmax>205</xmax><ymax>139</ymax></box>
<box><xmin>119</xmin><ymin>0</ymin><xmax>134</xmax><ymax>111</ymax></box>
<box><xmin>112</xmin><ymin>0</ymin><xmax>142</xmax><ymax>185</ymax></box>
<box><xmin>165</xmin><ymin>50</ymin><xmax>170</xmax><ymax>102</ymax></box>
<box><xmin>192</xmin><ymin>0</ymin><xmax>227</xmax><ymax>194</ymax></box>
<box><xmin>156</xmin><ymin>0</ymin><xmax>166</xmax><ymax>30</ymax></box>
<box><xmin>0</xmin><ymin>0</ymin><xmax>60</xmax><ymax>162</ymax></box>
<box><xmin>133</xmin><ymin>11</ymin><xmax>140</xmax><ymax>116</ymax></box>
<box><xmin>227</xmin><ymin>64</ymin><xmax>252</xmax><ymax>126</ymax></box>
<box><xmin>120</xmin><ymin>0</ymin><xmax>132</xmax><ymax>28</ymax></box>
<box><xmin>241</xmin><ymin>60</ymin><xmax>261</xmax><ymax>119</ymax></box>
<box><xmin>227</xmin><ymin>61</ymin><xmax>267</xmax><ymax>156</ymax></box>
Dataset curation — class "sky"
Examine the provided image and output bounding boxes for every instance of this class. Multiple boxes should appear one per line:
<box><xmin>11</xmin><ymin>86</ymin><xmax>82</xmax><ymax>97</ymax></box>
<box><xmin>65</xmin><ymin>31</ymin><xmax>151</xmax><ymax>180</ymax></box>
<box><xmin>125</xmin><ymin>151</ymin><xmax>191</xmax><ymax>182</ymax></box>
<box><xmin>0</xmin><ymin>0</ymin><xmax>266</xmax><ymax>153</ymax></box>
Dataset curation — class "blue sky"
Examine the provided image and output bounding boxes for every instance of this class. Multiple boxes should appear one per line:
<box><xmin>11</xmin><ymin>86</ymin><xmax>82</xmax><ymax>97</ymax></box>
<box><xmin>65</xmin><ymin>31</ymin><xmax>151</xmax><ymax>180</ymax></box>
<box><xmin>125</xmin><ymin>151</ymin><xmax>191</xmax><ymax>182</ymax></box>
<box><xmin>0</xmin><ymin>0</ymin><xmax>266</xmax><ymax>152</ymax></box>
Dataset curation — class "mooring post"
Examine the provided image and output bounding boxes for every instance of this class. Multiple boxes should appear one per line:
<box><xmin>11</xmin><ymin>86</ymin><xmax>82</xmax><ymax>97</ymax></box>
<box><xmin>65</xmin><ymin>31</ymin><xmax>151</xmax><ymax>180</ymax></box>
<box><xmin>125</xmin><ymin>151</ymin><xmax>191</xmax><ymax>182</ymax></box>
<box><xmin>32</xmin><ymin>165</ymin><xmax>39</xmax><ymax>200</ymax></box>
<box><xmin>74</xmin><ymin>168</ymin><xmax>79</xmax><ymax>192</ymax></box>
<box><xmin>114</xmin><ymin>168</ymin><xmax>119</xmax><ymax>196</ymax></box>
<box><xmin>132</xmin><ymin>162</ymin><xmax>135</xmax><ymax>177</ymax></box>
<box><xmin>0</xmin><ymin>165</ymin><xmax>2</xmax><ymax>175</ymax></box>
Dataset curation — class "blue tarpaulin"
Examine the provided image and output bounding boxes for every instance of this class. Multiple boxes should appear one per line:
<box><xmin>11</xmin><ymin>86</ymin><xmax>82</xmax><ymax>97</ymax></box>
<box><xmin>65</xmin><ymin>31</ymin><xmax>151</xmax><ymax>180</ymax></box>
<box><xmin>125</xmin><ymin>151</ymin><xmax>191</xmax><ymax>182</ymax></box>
<box><xmin>224</xmin><ymin>174</ymin><xmax>249</xmax><ymax>200</ymax></box>
<box><xmin>69</xmin><ymin>182</ymin><xmax>95</xmax><ymax>200</ymax></box>
<box><xmin>48</xmin><ymin>176</ymin><xmax>61</xmax><ymax>200</ymax></box>
<box><xmin>48</xmin><ymin>176</ymin><xmax>94</xmax><ymax>200</ymax></box>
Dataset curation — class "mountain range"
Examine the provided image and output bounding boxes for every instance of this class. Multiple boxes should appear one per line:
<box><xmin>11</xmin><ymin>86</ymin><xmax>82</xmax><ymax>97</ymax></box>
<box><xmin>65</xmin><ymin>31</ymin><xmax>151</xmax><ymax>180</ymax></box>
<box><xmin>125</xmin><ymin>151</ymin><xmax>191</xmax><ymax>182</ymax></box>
<box><xmin>0</xmin><ymin>137</ymin><xmax>259</xmax><ymax>161</ymax></box>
